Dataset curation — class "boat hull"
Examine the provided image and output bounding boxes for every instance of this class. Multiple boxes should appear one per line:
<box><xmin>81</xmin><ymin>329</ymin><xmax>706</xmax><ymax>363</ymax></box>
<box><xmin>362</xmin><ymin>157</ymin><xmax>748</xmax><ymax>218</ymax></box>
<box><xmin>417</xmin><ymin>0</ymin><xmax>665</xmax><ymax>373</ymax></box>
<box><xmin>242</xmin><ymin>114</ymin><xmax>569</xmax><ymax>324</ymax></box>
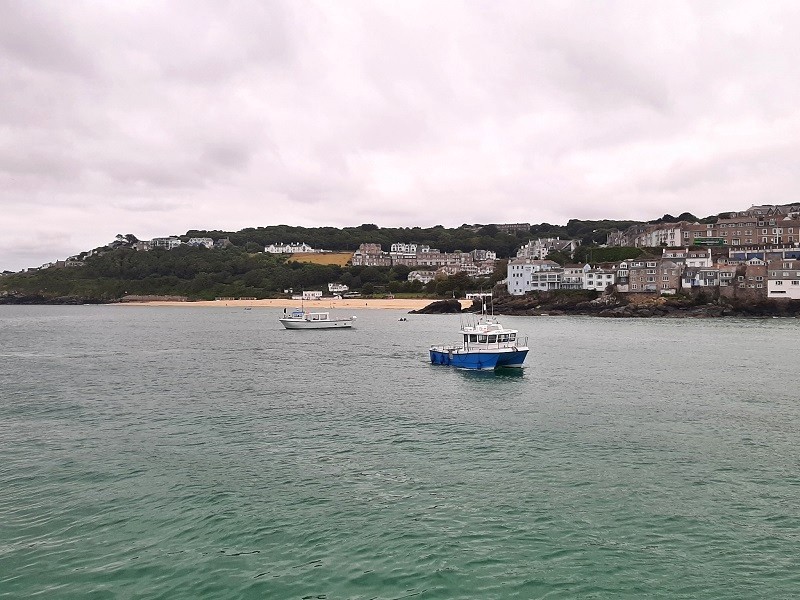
<box><xmin>429</xmin><ymin>347</ymin><xmax>528</xmax><ymax>370</ymax></box>
<box><xmin>279</xmin><ymin>319</ymin><xmax>354</xmax><ymax>329</ymax></box>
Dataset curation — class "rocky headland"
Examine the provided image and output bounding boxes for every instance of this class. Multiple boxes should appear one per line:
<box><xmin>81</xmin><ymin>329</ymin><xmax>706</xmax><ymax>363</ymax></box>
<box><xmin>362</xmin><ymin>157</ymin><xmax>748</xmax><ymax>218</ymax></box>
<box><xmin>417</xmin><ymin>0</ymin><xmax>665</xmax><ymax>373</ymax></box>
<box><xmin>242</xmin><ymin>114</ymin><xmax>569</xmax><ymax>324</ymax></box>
<box><xmin>454</xmin><ymin>291</ymin><xmax>800</xmax><ymax>318</ymax></box>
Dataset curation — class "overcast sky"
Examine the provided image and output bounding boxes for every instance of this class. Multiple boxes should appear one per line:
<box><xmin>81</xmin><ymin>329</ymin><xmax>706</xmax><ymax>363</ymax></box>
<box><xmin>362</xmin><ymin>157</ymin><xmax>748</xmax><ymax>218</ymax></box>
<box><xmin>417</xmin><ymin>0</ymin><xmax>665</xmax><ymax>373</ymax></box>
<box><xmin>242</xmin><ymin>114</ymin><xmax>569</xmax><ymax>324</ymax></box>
<box><xmin>2</xmin><ymin>0</ymin><xmax>800</xmax><ymax>271</ymax></box>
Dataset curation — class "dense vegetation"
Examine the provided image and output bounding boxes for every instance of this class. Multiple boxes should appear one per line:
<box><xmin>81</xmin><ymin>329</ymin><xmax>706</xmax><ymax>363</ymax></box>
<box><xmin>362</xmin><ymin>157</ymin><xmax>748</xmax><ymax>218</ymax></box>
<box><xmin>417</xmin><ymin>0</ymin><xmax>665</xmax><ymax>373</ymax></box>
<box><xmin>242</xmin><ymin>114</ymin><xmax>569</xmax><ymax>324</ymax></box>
<box><xmin>0</xmin><ymin>246</ymin><xmax>499</xmax><ymax>301</ymax></box>
<box><xmin>0</xmin><ymin>220</ymin><xmax>644</xmax><ymax>302</ymax></box>
<box><xmin>186</xmin><ymin>219</ymin><xmax>643</xmax><ymax>255</ymax></box>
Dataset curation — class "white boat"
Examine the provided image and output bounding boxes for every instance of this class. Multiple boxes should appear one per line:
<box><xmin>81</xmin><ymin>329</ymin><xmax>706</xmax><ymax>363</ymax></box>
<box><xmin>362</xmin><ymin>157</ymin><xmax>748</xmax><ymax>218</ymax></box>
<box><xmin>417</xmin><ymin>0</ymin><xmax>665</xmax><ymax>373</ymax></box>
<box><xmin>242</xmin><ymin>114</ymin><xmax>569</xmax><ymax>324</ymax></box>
<box><xmin>279</xmin><ymin>308</ymin><xmax>356</xmax><ymax>329</ymax></box>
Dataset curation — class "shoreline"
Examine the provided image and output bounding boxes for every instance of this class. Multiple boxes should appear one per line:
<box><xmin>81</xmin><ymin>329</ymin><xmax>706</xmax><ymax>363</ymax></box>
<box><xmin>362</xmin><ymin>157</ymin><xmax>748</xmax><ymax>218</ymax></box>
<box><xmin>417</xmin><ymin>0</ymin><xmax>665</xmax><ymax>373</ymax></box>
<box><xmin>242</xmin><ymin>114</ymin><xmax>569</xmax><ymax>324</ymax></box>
<box><xmin>115</xmin><ymin>298</ymin><xmax>472</xmax><ymax>311</ymax></box>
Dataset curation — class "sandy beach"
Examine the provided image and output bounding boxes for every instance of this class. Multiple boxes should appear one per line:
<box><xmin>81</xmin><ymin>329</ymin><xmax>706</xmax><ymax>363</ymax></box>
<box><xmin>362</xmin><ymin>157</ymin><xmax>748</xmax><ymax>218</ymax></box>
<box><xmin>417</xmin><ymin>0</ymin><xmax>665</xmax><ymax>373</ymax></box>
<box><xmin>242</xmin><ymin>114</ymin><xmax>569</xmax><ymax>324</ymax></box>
<box><xmin>119</xmin><ymin>298</ymin><xmax>471</xmax><ymax>310</ymax></box>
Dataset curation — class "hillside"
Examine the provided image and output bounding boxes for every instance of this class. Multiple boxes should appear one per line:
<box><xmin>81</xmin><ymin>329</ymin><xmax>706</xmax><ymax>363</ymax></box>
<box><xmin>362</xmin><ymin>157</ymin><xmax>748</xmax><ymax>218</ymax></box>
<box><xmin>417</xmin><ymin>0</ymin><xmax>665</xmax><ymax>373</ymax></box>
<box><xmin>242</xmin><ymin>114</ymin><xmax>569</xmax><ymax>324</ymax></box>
<box><xmin>0</xmin><ymin>220</ymin><xmax>643</xmax><ymax>304</ymax></box>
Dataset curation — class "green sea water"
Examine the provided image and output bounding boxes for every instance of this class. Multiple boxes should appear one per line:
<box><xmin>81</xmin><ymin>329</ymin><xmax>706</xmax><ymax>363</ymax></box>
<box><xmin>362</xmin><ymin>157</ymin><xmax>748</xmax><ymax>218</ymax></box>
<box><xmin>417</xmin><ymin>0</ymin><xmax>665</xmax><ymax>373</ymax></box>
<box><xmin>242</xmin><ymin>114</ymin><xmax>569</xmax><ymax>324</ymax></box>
<box><xmin>1</xmin><ymin>306</ymin><xmax>799</xmax><ymax>599</ymax></box>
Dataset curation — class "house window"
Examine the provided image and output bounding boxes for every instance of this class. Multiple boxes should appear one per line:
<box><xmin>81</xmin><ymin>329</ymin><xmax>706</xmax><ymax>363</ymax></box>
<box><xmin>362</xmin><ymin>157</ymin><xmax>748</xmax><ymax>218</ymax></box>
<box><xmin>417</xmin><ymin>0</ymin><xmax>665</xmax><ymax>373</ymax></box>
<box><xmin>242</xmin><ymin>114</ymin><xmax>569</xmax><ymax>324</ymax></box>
<box><xmin>776</xmin><ymin>281</ymin><xmax>783</xmax><ymax>286</ymax></box>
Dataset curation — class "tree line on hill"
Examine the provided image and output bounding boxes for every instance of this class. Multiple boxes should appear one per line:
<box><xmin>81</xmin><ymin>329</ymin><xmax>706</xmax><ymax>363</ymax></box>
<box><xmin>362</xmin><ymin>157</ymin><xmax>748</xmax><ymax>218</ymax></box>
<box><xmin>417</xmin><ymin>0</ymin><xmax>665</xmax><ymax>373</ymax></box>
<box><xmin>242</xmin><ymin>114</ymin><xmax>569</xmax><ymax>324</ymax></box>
<box><xmin>0</xmin><ymin>219</ymin><xmax>679</xmax><ymax>303</ymax></box>
<box><xmin>0</xmin><ymin>245</ymin><xmax>506</xmax><ymax>302</ymax></box>
<box><xmin>185</xmin><ymin>219</ymin><xmax>643</xmax><ymax>256</ymax></box>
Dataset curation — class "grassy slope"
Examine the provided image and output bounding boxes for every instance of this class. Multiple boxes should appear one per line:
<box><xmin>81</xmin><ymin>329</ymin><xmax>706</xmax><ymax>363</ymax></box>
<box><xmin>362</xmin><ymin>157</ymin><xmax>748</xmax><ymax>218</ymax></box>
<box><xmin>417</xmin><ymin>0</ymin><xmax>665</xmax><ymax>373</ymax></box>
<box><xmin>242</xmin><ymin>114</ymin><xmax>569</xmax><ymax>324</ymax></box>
<box><xmin>288</xmin><ymin>252</ymin><xmax>353</xmax><ymax>266</ymax></box>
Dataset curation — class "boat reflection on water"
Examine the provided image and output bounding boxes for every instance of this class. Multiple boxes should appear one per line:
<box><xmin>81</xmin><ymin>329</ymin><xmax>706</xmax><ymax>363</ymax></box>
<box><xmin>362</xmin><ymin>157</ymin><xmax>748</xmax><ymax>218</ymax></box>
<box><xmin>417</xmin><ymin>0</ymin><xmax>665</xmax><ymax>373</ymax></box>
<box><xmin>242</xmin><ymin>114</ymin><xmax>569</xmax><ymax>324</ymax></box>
<box><xmin>455</xmin><ymin>366</ymin><xmax>525</xmax><ymax>380</ymax></box>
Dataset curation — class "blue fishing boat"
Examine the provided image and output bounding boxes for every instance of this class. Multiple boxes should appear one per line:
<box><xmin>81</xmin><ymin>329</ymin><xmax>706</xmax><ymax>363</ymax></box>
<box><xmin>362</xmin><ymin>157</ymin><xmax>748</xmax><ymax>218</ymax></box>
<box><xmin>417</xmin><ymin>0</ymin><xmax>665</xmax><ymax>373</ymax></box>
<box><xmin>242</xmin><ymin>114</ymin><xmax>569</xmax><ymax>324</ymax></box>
<box><xmin>429</xmin><ymin>314</ymin><xmax>528</xmax><ymax>370</ymax></box>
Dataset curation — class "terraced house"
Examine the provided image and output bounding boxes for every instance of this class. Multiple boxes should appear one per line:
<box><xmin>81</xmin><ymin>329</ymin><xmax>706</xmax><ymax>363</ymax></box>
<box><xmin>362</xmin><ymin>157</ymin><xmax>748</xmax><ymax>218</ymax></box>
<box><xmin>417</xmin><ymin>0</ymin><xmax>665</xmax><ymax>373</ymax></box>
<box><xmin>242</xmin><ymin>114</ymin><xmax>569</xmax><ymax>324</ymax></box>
<box><xmin>507</xmin><ymin>246</ymin><xmax>800</xmax><ymax>302</ymax></box>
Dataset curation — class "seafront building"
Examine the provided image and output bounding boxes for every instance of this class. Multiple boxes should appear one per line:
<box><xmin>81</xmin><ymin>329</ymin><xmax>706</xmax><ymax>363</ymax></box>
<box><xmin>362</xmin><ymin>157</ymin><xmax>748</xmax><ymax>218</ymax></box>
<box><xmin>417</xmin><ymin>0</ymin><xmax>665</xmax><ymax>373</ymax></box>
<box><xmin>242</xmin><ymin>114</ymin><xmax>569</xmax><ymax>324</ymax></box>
<box><xmin>507</xmin><ymin>259</ymin><xmax>562</xmax><ymax>294</ymax></box>
<box><xmin>506</xmin><ymin>246</ymin><xmax>800</xmax><ymax>300</ymax></box>
<box><xmin>525</xmin><ymin>203</ymin><xmax>800</xmax><ymax>301</ymax></box>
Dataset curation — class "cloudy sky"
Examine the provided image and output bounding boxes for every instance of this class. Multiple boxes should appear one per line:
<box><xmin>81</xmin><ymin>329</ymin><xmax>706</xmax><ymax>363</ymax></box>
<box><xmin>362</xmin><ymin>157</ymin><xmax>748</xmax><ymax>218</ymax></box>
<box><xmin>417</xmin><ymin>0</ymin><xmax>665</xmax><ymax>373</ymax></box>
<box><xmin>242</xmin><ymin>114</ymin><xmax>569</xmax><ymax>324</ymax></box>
<box><xmin>2</xmin><ymin>0</ymin><xmax>800</xmax><ymax>271</ymax></box>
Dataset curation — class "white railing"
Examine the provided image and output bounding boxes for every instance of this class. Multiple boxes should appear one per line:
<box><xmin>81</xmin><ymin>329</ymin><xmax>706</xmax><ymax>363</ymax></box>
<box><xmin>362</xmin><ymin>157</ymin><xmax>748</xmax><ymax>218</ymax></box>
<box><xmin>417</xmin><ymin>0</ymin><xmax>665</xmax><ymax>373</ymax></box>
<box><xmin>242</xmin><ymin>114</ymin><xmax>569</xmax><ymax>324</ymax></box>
<box><xmin>459</xmin><ymin>335</ymin><xmax>529</xmax><ymax>351</ymax></box>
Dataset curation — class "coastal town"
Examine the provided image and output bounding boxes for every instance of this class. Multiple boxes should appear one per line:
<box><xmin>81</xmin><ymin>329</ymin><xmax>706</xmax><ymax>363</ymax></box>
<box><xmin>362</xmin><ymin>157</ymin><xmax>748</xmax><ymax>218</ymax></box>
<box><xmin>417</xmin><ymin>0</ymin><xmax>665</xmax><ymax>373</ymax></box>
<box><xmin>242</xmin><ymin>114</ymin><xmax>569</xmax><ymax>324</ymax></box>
<box><xmin>4</xmin><ymin>203</ymin><xmax>800</xmax><ymax>306</ymax></box>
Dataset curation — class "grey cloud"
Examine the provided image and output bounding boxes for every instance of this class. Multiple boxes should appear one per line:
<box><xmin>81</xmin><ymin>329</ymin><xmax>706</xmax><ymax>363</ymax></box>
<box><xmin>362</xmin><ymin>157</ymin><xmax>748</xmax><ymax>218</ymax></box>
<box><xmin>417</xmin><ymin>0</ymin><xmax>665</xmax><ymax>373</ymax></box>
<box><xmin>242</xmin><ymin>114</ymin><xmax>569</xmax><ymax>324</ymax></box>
<box><xmin>3</xmin><ymin>0</ymin><xmax>800</xmax><ymax>271</ymax></box>
<box><xmin>0</xmin><ymin>1</ymin><xmax>97</xmax><ymax>77</ymax></box>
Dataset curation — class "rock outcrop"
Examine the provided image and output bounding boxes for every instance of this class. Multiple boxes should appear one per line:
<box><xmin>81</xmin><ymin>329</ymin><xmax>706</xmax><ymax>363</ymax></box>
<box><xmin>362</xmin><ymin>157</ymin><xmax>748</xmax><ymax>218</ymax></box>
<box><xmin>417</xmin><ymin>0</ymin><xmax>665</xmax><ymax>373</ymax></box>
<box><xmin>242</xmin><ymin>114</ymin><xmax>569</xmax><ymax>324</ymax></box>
<box><xmin>408</xmin><ymin>299</ymin><xmax>464</xmax><ymax>314</ymax></box>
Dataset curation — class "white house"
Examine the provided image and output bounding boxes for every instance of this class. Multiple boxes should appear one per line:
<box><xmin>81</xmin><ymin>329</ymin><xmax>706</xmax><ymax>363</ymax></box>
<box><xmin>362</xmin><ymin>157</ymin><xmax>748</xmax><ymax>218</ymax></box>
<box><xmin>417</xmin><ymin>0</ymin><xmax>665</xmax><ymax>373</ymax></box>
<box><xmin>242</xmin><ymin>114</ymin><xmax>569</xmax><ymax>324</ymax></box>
<box><xmin>391</xmin><ymin>242</ymin><xmax>431</xmax><ymax>254</ymax></box>
<box><xmin>561</xmin><ymin>265</ymin><xmax>586</xmax><ymax>290</ymax></box>
<box><xmin>297</xmin><ymin>290</ymin><xmax>323</xmax><ymax>300</ymax></box>
<box><xmin>517</xmin><ymin>238</ymin><xmax>579</xmax><ymax>260</ymax></box>
<box><xmin>151</xmin><ymin>237</ymin><xmax>182</xmax><ymax>250</ymax></box>
<box><xmin>583</xmin><ymin>266</ymin><xmax>616</xmax><ymax>291</ymax></box>
<box><xmin>408</xmin><ymin>270</ymin><xmax>436</xmax><ymax>284</ymax></box>
<box><xmin>328</xmin><ymin>283</ymin><xmax>349</xmax><ymax>294</ymax></box>
<box><xmin>507</xmin><ymin>258</ymin><xmax>562</xmax><ymax>295</ymax></box>
<box><xmin>767</xmin><ymin>259</ymin><xmax>800</xmax><ymax>299</ymax></box>
<box><xmin>685</xmin><ymin>248</ymin><xmax>713</xmax><ymax>268</ymax></box>
<box><xmin>187</xmin><ymin>237</ymin><xmax>214</xmax><ymax>248</ymax></box>
<box><xmin>265</xmin><ymin>242</ymin><xmax>315</xmax><ymax>254</ymax></box>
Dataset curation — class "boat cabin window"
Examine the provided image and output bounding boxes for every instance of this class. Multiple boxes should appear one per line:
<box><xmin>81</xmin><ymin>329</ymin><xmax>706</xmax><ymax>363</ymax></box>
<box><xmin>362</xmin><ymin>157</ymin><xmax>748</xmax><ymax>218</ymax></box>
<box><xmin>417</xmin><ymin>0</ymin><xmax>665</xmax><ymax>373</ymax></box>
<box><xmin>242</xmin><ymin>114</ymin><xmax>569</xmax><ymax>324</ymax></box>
<box><xmin>487</xmin><ymin>335</ymin><xmax>497</xmax><ymax>343</ymax></box>
<box><xmin>498</xmin><ymin>334</ymin><xmax>509</xmax><ymax>342</ymax></box>
<box><xmin>463</xmin><ymin>334</ymin><xmax>469</xmax><ymax>343</ymax></box>
<box><xmin>469</xmin><ymin>334</ymin><xmax>478</xmax><ymax>343</ymax></box>
<box><xmin>509</xmin><ymin>333</ymin><xmax>516</xmax><ymax>341</ymax></box>
<box><xmin>478</xmin><ymin>335</ymin><xmax>487</xmax><ymax>343</ymax></box>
